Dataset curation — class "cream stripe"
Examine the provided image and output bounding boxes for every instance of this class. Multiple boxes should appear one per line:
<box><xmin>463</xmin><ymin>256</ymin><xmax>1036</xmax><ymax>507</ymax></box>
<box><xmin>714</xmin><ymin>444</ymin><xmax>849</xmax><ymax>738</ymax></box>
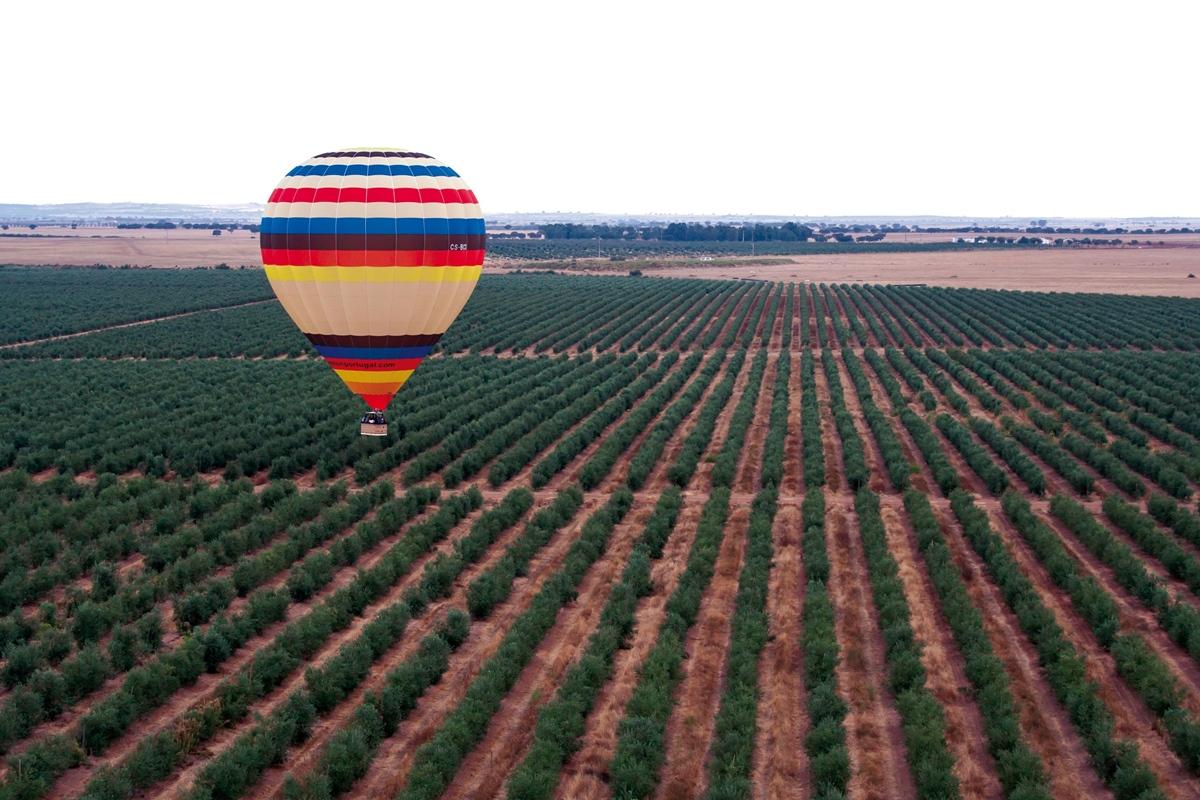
<box><xmin>264</xmin><ymin>265</ymin><xmax>483</xmax><ymax>284</ymax></box>
<box><xmin>271</xmin><ymin>174</ymin><xmax>471</xmax><ymax>191</ymax></box>
<box><xmin>308</xmin><ymin>155</ymin><xmax>450</xmax><ymax>168</ymax></box>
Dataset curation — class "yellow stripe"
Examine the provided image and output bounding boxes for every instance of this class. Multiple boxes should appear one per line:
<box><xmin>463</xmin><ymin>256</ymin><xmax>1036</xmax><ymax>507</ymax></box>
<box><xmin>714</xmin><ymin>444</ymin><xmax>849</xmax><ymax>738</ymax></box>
<box><xmin>332</xmin><ymin>368</ymin><xmax>415</xmax><ymax>383</ymax></box>
<box><xmin>344</xmin><ymin>378</ymin><xmax>409</xmax><ymax>395</ymax></box>
<box><xmin>264</xmin><ymin>265</ymin><xmax>482</xmax><ymax>284</ymax></box>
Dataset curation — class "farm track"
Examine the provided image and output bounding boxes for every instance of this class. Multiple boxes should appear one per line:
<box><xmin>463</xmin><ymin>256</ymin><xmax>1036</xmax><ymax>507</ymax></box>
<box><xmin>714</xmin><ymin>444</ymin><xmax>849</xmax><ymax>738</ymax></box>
<box><xmin>750</xmin><ymin>500</ymin><xmax>806</xmax><ymax>800</ymax></box>
<box><xmin>828</xmin><ymin>351</ymin><xmax>887</xmax><ymax>494</ymax></box>
<box><xmin>854</xmin><ymin>351</ymin><xmax>1087</xmax><ymax>788</ymax></box>
<box><xmin>1036</xmin><ymin>509</ymin><xmax>1200</xmax><ymax>704</ymax></box>
<box><xmin>881</xmin><ymin>500</ymin><xmax>1003</xmax><ymax>798</ymax></box>
<box><xmin>654</xmin><ymin>504</ymin><xmax>747</xmax><ymax>800</ymax></box>
<box><xmin>750</xmin><ymin>348</ymin><xmax>807</xmax><ymax>800</ymax></box>
<box><xmin>149</xmin><ymin>498</ymin><xmax>499</xmax><ymax>798</ymax></box>
<box><xmin>917</xmin><ymin>354</ymin><xmax>1200</xmax><ymax>618</ymax></box>
<box><xmin>0</xmin><ymin>299</ymin><xmax>275</xmax><ymax>350</ymax></box>
<box><xmin>868</xmin><ymin>349</ymin><xmax>1200</xmax><ymax>778</ymax></box>
<box><xmin>553</xmin><ymin>490</ymin><xmax>704</xmax><ymax>799</ymax></box>
<box><xmin>931</xmin><ymin>500</ymin><xmax>1110</xmax><ymax>799</ymax></box>
<box><xmin>342</xmin><ymin>492</ymin><xmax>602</xmax><ymax>799</ymax></box>
<box><xmin>825</xmin><ymin>499</ymin><xmax>916</xmax><ymax>800</ymax></box>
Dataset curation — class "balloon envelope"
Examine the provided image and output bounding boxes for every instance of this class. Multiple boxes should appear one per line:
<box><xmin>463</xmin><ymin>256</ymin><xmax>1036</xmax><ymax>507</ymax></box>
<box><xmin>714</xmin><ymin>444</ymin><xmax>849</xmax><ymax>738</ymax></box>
<box><xmin>260</xmin><ymin>148</ymin><xmax>484</xmax><ymax>409</ymax></box>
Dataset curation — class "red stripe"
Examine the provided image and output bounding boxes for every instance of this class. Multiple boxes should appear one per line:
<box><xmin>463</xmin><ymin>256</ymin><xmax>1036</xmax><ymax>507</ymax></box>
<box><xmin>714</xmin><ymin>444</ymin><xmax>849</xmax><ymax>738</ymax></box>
<box><xmin>269</xmin><ymin>187</ymin><xmax>477</xmax><ymax>204</ymax></box>
<box><xmin>324</xmin><ymin>357</ymin><xmax>423</xmax><ymax>371</ymax></box>
<box><xmin>359</xmin><ymin>393</ymin><xmax>393</xmax><ymax>411</ymax></box>
<box><xmin>262</xmin><ymin>248</ymin><xmax>484</xmax><ymax>268</ymax></box>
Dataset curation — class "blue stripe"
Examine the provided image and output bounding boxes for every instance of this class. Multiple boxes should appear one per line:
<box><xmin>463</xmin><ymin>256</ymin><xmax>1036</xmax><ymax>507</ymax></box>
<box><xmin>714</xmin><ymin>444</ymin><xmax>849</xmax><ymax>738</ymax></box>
<box><xmin>313</xmin><ymin>344</ymin><xmax>435</xmax><ymax>360</ymax></box>
<box><xmin>260</xmin><ymin>217</ymin><xmax>485</xmax><ymax>236</ymax></box>
<box><xmin>285</xmin><ymin>163</ymin><xmax>459</xmax><ymax>178</ymax></box>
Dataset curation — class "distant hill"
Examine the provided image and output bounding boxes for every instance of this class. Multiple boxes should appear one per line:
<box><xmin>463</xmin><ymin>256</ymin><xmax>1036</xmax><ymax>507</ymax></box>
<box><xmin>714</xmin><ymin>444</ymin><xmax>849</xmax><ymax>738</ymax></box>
<box><xmin>0</xmin><ymin>202</ymin><xmax>264</xmax><ymax>224</ymax></box>
<box><xmin>3</xmin><ymin>203</ymin><xmax>1199</xmax><ymax>231</ymax></box>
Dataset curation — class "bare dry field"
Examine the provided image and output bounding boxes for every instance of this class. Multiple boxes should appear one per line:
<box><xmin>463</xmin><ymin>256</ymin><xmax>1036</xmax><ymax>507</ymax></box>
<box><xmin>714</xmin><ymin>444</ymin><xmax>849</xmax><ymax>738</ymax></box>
<box><xmin>880</xmin><ymin>231</ymin><xmax>1200</xmax><ymax>244</ymax></box>
<box><xmin>5</xmin><ymin>225</ymin><xmax>1200</xmax><ymax>296</ymax></box>
<box><xmin>0</xmin><ymin>226</ymin><xmax>261</xmax><ymax>267</ymax></box>
<box><xmin>640</xmin><ymin>247</ymin><xmax>1200</xmax><ymax>296</ymax></box>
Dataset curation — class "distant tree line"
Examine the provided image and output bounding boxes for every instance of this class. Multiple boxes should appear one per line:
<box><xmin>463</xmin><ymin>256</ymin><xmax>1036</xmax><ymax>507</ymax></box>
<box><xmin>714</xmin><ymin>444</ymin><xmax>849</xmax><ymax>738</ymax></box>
<box><xmin>114</xmin><ymin>221</ymin><xmax>260</xmax><ymax>232</ymax></box>
<box><xmin>538</xmin><ymin>222</ymin><xmax>821</xmax><ymax>242</ymax></box>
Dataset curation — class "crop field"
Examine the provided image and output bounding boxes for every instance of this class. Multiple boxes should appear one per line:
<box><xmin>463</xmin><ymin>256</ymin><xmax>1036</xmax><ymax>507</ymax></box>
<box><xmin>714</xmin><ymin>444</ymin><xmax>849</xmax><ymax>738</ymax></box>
<box><xmin>5</xmin><ymin>269</ymin><xmax>1200</xmax><ymax>800</ymax></box>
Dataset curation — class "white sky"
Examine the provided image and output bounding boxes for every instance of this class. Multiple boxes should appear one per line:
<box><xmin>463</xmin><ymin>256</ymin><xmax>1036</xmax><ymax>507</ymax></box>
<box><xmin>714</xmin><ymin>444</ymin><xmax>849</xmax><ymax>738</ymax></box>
<box><xmin>3</xmin><ymin>0</ymin><xmax>1197</xmax><ymax>217</ymax></box>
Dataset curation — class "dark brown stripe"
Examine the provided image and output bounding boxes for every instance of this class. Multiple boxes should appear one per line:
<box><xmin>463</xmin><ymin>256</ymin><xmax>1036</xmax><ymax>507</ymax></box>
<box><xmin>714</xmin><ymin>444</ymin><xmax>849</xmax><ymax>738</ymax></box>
<box><xmin>260</xmin><ymin>233</ymin><xmax>486</xmax><ymax>251</ymax></box>
<box><xmin>305</xmin><ymin>332</ymin><xmax>442</xmax><ymax>347</ymax></box>
<box><xmin>315</xmin><ymin>150</ymin><xmax>431</xmax><ymax>159</ymax></box>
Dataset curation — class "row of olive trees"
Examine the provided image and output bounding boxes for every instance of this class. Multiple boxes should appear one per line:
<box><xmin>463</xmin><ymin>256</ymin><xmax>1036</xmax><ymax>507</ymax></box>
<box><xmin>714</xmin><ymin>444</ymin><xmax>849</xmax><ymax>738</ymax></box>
<box><xmin>951</xmin><ymin>491</ymin><xmax>1163</xmax><ymax>799</ymax></box>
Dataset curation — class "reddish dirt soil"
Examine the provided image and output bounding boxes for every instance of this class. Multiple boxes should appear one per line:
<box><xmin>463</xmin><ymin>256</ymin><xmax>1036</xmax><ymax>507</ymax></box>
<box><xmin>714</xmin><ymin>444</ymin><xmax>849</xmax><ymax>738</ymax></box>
<box><xmin>1</xmin><ymin>490</ymin><xmax>421</xmax><ymax>770</ymax></box>
<box><xmin>654</xmin><ymin>502</ymin><xmax>748</xmax><ymax>800</ymax></box>
<box><xmin>810</xmin><ymin>349</ymin><xmax>844</xmax><ymax>491</ymax></box>
<box><xmin>932</xmin><ymin>501</ymin><xmax>1109</xmax><ymax>799</ymax></box>
<box><xmin>327</xmin><ymin>353</ymin><xmax>750</xmax><ymax>799</ymax></box>
<box><xmin>554</xmin><ymin>491</ymin><xmax>705</xmax><ymax>799</ymax></box>
<box><xmin>444</xmin><ymin>498</ymin><xmax>658</xmax><ymax>800</ymax></box>
<box><xmin>43</xmin><ymin>496</ymin><xmax>462</xmax><ymax>796</ymax></box>
<box><xmin>881</xmin><ymin>500</ymin><xmax>1003</xmax><ymax>799</ymax></box>
<box><xmin>734</xmin><ymin>352</ymin><xmax>779</xmax><ymax>495</ymax></box>
<box><xmin>300</xmin><ymin>492</ymin><xmax>604</xmax><ymax>800</ymax></box>
<box><xmin>553</xmin><ymin>354</ymin><xmax>757</xmax><ymax>798</ymax></box>
<box><xmin>186</xmin><ymin>361</ymin><xmax>691</xmax><ymax>799</ymax></box>
<box><xmin>827</xmin><ymin>352</ymin><xmax>888</xmax><ymax>493</ymax></box>
<box><xmin>749</xmin><ymin>502</ymin><xmax>808</xmax><ymax>800</ymax></box>
<box><xmin>654</xmin><ymin>352</ymin><xmax>770</xmax><ymax>799</ymax></box>
<box><xmin>825</xmin><ymin>500</ymin><xmax>916</xmax><ymax>800</ymax></box>
<box><xmin>981</xmin><ymin>504</ymin><xmax>1200</xmax><ymax>799</ymax></box>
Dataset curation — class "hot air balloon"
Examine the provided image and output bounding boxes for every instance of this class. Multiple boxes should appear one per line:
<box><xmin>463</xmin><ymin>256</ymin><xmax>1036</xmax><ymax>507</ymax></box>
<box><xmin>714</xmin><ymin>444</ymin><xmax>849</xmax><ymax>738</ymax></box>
<box><xmin>260</xmin><ymin>149</ymin><xmax>485</xmax><ymax>436</ymax></box>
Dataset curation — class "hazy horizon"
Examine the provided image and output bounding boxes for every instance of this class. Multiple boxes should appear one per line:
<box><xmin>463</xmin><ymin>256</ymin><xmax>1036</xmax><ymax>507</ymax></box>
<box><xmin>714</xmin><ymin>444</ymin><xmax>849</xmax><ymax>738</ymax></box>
<box><xmin>3</xmin><ymin>202</ymin><xmax>1199</xmax><ymax>227</ymax></box>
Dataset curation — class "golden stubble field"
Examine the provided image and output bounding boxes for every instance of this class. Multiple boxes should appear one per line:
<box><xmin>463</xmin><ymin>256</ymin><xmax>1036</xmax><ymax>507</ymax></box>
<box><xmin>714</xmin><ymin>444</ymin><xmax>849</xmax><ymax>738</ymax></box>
<box><xmin>0</xmin><ymin>226</ymin><xmax>262</xmax><ymax>267</ymax></box>
<box><xmin>4</xmin><ymin>226</ymin><xmax>1200</xmax><ymax>296</ymax></box>
<box><xmin>637</xmin><ymin>247</ymin><xmax>1200</xmax><ymax>296</ymax></box>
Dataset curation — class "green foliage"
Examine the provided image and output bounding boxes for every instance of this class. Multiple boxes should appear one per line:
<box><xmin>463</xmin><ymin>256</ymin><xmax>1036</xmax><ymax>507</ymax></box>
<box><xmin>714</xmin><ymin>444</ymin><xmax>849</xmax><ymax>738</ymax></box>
<box><xmin>935</xmin><ymin>414</ymin><xmax>1008</xmax><ymax>495</ymax></box>
<box><xmin>853</xmin><ymin>490</ymin><xmax>960</xmax><ymax>799</ymax></box>
<box><xmin>0</xmin><ymin>266</ymin><xmax>273</xmax><ymax>346</ymax></box>
<box><xmin>841</xmin><ymin>349</ymin><xmax>911</xmax><ymax>490</ymax></box>
<box><xmin>951</xmin><ymin>491</ymin><xmax>1164</xmax><ymax>799</ymax></box>
<box><xmin>506</xmin><ymin>487</ymin><xmax>684</xmax><ymax>799</ymax></box>
<box><xmin>626</xmin><ymin>351</ymin><xmax>726</xmax><ymax>490</ymax></box>
<box><xmin>398</xmin><ymin>490</ymin><xmax>634</xmax><ymax>800</ymax></box>
<box><xmin>667</xmin><ymin>350</ymin><xmax>746</xmax><ymax>487</ymax></box>
<box><xmin>968</xmin><ymin>417</ymin><xmax>1046</xmax><ymax>495</ymax></box>
<box><xmin>710</xmin><ymin>349</ymin><xmax>768</xmax><ymax>489</ymax></box>
<box><xmin>904</xmin><ymin>491</ymin><xmax>1050</xmax><ymax>798</ymax></box>
<box><xmin>800</xmin><ymin>351</ymin><xmax>826</xmax><ymax>488</ymax></box>
<box><xmin>467</xmin><ymin>487</ymin><xmax>584</xmax><ymax>619</ymax></box>
<box><xmin>821</xmin><ymin>349</ymin><xmax>869</xmax><ymax>490</ymax></box>
<box><xmin>608</xmin><ymin>489</ymin><xmax>732</xmax><ymax>799</ymax></box>
<box><xmin>799</xmin><ymin>490</ymin><xmax>849</xmax><ymax>797</ymax></box>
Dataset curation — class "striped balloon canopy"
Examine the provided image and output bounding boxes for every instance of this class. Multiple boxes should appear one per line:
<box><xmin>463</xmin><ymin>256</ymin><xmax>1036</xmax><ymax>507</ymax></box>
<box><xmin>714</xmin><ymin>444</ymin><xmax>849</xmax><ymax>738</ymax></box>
<box><xmin>260</xmin><ymin>148</ymin><xmax>484</xmax><ymax>410</ymax></box>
